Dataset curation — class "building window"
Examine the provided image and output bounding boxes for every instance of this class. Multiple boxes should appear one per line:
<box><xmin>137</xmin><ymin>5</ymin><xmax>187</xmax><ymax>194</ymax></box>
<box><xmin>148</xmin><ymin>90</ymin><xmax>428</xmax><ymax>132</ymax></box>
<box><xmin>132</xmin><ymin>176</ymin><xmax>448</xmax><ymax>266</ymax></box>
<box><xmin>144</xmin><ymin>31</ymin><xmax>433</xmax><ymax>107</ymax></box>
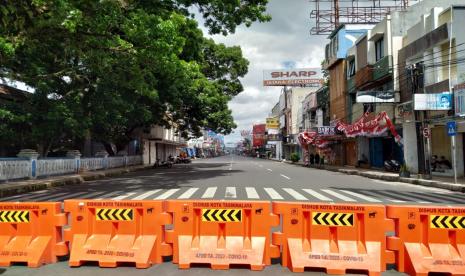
<box><xmin>375</xmin><ymin>37</ymin><xmax>384</xmax><ymax>62</ymax></box>
<box><xmin>347</xmin><ymin>59</ymin><xmax>356</xmax><ymax>78</ymax></box>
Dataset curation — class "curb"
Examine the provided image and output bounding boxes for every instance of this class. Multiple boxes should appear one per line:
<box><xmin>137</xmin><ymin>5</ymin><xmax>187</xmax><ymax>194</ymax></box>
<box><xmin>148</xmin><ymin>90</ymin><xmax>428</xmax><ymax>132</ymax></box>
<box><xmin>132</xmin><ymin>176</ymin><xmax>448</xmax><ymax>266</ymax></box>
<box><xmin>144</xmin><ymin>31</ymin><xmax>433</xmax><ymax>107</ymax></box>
<box><xmin>0</xmin><ymin>165</ymin><xmax>153</xmax><ymax>198</ymax></box>
<box><xmin>278</xmin><ymin>159</ymin><xmax>465</xmax><ymax>193</ymax></box>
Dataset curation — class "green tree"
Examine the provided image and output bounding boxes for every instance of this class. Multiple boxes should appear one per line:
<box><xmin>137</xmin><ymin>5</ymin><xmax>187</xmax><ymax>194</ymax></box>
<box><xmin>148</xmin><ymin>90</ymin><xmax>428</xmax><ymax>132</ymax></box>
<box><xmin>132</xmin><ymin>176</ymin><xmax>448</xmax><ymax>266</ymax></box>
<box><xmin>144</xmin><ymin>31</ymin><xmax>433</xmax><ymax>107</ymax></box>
<box><xmin>0</xmin><ymin>0</ymin><xmax>270</xmax><ymax>156</ymax></box>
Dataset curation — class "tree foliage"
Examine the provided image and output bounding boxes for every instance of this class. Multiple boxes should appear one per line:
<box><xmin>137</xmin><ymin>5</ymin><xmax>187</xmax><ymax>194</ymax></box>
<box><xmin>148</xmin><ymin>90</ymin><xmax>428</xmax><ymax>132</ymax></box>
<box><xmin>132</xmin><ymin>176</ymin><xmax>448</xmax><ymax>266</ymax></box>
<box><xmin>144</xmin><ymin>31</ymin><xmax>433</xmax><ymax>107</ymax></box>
<box><xmin>0</xmin><ymin>0</ymin><xmax>270</xmax><ymax>156</ymax></box>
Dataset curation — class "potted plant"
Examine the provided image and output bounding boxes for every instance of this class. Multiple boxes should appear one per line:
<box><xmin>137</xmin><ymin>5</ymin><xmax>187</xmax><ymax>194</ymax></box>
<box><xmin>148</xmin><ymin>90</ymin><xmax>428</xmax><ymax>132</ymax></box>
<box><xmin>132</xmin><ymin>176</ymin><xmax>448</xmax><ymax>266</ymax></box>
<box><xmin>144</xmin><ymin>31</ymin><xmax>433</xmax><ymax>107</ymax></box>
<box><xmin>290</xmin><ymin>152</ymin><xmax>300</xmax><ymax>163</ymax></box>
<box><xmin>399</xmin><ymin>164</ymin><xmax>411</xmax><ymax>178</ymax></box>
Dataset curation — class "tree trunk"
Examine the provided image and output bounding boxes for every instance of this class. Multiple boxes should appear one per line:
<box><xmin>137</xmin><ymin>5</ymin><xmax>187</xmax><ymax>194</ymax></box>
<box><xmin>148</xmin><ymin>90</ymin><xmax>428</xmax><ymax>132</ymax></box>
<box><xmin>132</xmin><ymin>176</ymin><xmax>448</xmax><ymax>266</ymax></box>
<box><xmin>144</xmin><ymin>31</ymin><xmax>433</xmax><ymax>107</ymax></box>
<box><xmin>103</xmin><ymin>142</ymin><xmax>115</xmax><ymax>156</ymax></box>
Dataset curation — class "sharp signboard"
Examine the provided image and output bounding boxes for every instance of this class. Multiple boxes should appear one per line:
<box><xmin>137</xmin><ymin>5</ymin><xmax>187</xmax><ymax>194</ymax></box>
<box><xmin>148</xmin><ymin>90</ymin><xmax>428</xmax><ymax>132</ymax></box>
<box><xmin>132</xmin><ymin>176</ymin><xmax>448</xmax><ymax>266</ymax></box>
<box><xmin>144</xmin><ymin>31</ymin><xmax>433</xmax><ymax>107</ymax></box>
<box><xmin>263</xmin><ymin>68</ymin><xmax>323</xmax><ymax>87</ymax></box>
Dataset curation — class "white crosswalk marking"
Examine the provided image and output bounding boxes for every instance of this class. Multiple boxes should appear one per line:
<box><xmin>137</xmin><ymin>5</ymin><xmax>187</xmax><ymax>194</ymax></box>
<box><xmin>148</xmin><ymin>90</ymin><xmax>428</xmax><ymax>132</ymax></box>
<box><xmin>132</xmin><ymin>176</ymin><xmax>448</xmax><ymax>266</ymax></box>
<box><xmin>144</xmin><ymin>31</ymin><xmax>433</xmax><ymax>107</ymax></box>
<box><xmin>2</xmin><ymin>189</ymin><xmax>49</xmax><ymax>201</ymax></box>
<box><xmin>283</xmin><ymin>188</ymin><xmax>307</xmax><ymax>200</ymax></box>
<box><xmin>264</xmin><ymin>188</ymin><xmax>283</xmax><ymax>200</ymax></box>
<box><xmin>24</xmin><ymin>192</ymin><xmax>68</xmax><ymax>201</ymax></box>
<box><xmin>155</xmin><ymin>189</ymin><xmax>180</xmax><ymax>200</ymax></box>
<box><xmin>225</xmin><ymin>187</ymin><xmax>237</xmax><ymax>198</ymax></box>
<box><xmin>132</xmin><ymin>189</ymin><xmax>162</xmax><ymax>200</ymax></box>
<box><xmin>202</xmin><ymin>187</ymin><xmax>217</xmax><ymax>198</ymax></box>
<box><xmin>47</xmin><ymin>191</ymin><xmax>89</xmax><ymax>201</ymax></box>
<box><xmin>400</xmin><ymin>192</ymin><xmax>436</xmax><ymax>203</ymax></box>
<box><xmin>302</xmin><ymin>189</ymin><xmax>333</xmax><ymax>201</ymax></box>
<box><xmin>112</xmin><ymin>192</ymin><xmax>137</xmax><ymax>200</ymax></box>
<box><xmin>340</xmin><ymin>190</ymin><xmax>382</xmax><ymax>203</ymax></box>
<box><xmin>374</xmin><ymin>191</ymin><xmax>429</xmax><ymax>203</ymax></box>
<box><xmin>178</xmin><ymin>188</ymin><xmax>199</xmax><ymax>199</ymax></box>
<box><xmin>245</xmin><ymin>187</ymin><xmax>259</xmax><ymax>199</ymax></box>
<box><xmin>321</xmin><ymin>189</ymin><xmax>357</xmax><ymax>202</ymax></box>
<box><xmin>95</xmin><ymin>191</ymin><xmax>122</xmax><ymax>200</ymax></box>
<box><xmin>79</xmin><ymin>191</ymin><xmax>107</xmax><ymax>199</ymax></box>
<box><xmin>361</xmin><ymin>191</ymin><xmax>405</xmax><ymax>203</ymax></box>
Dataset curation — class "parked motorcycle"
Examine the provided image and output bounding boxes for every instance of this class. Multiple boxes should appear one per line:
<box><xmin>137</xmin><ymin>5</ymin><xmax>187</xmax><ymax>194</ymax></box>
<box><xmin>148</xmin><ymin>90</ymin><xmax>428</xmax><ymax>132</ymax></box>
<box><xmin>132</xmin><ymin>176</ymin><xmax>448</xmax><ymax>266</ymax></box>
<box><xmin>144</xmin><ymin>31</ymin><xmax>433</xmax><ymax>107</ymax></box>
<box><xmin>384</xmin><ymin>159</ymin><xmax>401</xmax><ymax>172</ymax></box>
<box><xmin>179</xmin><ymin>157</ymin><xmax>192</xmax><ymax>164</ymax></box>
<box><xmin>153</xmin><ymin>159</ymin><xmax>173</xmax><ymax>168</ymax></box>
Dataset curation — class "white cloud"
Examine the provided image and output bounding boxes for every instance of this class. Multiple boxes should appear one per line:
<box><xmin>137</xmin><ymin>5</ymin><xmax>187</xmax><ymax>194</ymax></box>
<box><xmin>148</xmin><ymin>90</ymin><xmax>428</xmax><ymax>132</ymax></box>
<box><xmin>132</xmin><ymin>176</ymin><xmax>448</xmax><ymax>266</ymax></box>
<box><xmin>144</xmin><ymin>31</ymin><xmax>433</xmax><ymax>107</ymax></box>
<box><xmin>194</xmin><ymin>0</ymin><xmax>328</xmax><ymax>144</ymax></box>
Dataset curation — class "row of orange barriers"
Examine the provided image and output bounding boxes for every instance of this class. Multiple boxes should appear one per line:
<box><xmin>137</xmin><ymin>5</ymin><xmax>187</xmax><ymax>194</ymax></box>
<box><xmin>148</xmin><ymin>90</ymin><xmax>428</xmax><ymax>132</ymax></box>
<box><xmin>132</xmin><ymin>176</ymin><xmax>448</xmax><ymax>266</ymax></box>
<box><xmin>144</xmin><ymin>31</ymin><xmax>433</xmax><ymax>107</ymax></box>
<box><xmin>1</xmin><ymin>200</ymin><xmax>465</xmax><ymax>275</ymax></box>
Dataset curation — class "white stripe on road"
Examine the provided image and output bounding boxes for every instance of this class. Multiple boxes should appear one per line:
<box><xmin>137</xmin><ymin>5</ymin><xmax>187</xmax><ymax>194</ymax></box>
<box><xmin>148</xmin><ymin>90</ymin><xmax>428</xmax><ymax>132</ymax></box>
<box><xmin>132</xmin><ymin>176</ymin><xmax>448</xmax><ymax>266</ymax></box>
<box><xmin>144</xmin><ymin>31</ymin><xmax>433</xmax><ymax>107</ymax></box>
<box><xmin>132</xmin><ymin>189</ymin><xmax>162</xmax><ymax>200</ymax></box>
<box><xmin>302</xmin><ymin>189</ymin><xmax>333</xmax><ymax>201</ymax></box>
<box><xmin>267</xmin><ymin>168</ymin><xmax>273</xmax><ymax>172</ymax></box>
<box><xmin>23</xmin><ymin>192</ymin><xmax>68</xmax><ymax>201</ymax></box>
<box><xmin>202</xmin><ymin>187</ymin><xmax>217</xmax><ymax>198</ymax></box>
<box><xmin>225</xmin><ymin>187</ymin><xmax>237</xmax><ymax>198</ymax></box>
<box><xmin>361</xmin><ymin>191</ymin><xmax>405</xmax><ymax>203</ymax></box>
<box><xmin>178</xmin><ymin>188</ymin><xmax>199</xmax><ymax>199</ymax></box>
<box><xmin>245</xmin><ymin>187</ymin><xmax>259</xmax><ymax>199</ymax></box>
<box><xmin>283</xmin><ymin>188</ymin><xmax>307</xmax><ymax>200</ymax></box>
<box><xmin>155</xmin><ymin>189</ymin><xmax>180</xmax><ymax>200</ymax></box>
<box><xmin>373</xmin><ymin>190</ymin><xmax>429</xmax><ymax>203</ymax></box>
<box><xmin>340</xmin><ymin>190</ymin><xmax>382</xmax><ymax>203</ymax></box>
<box><xmin>280</xmin><ymin>174</ymin><xmax>291</xmax><ymax>180</ymax></box>
<box><xmin>1</xmin><ymin>189</ymin><xmax>49</xmax><ymax>201</ymax></box>
<box><xmin>47</xmin><ymin>191</ymin><xmax>88</xmax><ymax>201</ymax></box>
<box><xmin>112</xmin><ymin>192</ymin><xmax>137</xmax><ymax>200</ymax></box>
<box><xmin>95</xmin><ymin>191</ymin><xmax>122</xmax><ymax>200</ymax></box>
<box><xmin>264</xmin><ymin>188</ymin><xmax>283</xmax><ymax>200</ymax></box>
<box><xmin>321</xmin><ymin>189</ymin><xmax>357</xmax><ymax>202</ymax></box>
<box><xmin>79</xmin><ymin>191</ymin><xmax>107</xmax><ymax>199</ymax></box>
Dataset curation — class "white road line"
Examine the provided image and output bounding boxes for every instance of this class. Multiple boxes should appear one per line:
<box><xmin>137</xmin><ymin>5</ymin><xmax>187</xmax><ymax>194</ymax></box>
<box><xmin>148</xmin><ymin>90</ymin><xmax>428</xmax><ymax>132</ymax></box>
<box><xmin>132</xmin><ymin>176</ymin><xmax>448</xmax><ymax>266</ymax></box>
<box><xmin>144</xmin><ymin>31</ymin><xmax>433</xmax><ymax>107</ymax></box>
<box><xmin>374</xmin><ymin>191</ymin><xmax>429</xmax><ymax>203</ymax></box>
<box><xmin>202</xmin><ymin>187</ymin><xmax>217</xmax><ymax>198</ymax></box>
<box><xmin>283</xmin><ymin>188</ymin><xmax>308</xmax><ymax>200</ymax></box>
<box><xmin>340</xmin><ymin>190</ymin><xmax>382</xmax><ymax>203</ymax></box>
<box><xmin>264</xmin><ymin>188</ymin><xmax>283</xmax><ymax>200</ymax></box>
<box><xmin>267</xmin><ymin>168</ymin><xmax>273</xmax><ymax>172</ymax></box>
<box><xmin>280</xmin><ymin>174</ymin><xmax>291</xmax><ymax>180</ymax></box>
<box><xmin>400</xmin><ymin>192</ymin><xmax>439</xmax><ymax>204</ymax></box>
<box><xmin>178</xmin><ymin>188</ymin><xmax>199</xmax><ymax>199</ymax></box>
<box><xmin>24</xmin><ymin>192</ymin><xmax>68</xmax><ymax>201</ymax></box>
<box><xmin>79</xmin><ymin>191</ymin><xmax>107</xmax><ymax>199</ymax></box>
<box><xmin>155</xmin><ymin>189</ymin><xmax>180</xmax><ymax>200</ymax></box>
<box><xmin>361</xmin><ymin>191</ymin><xmax>405</xmax><ymax>203</ymax></box>
<box><xmin>132</xmin><ymin>189</ymin><xmax>162</xmax><ymax>200</ymax></box>
<box><xmin>127</xmin><ymin>185</ymin><xmax>142</xmax><ymax>189</ymax></box>
<box><xmin>95</xmin><ymin>191</ymin><xmax>122</xmax><ymax>200</ymax></box>
<box><xmin>245</xmin><ymin>187</ymin><xmax>260</xmax><ymax>199</ymax></box>
<box><xmin>47</xmin><ymin>191</ymin><xmax>88</xmax><ymax>201</ymax></box>
<box><xmin>225</xmin><ymin>187</ymin><xmax>237</xmax><ymax>198</ymax></box>
<box><xmin>321</xmin><ymin>189</ymin><xmax>357</xmax><ymax>202</ymax></box>
<box><xmin>302</xmin><ymin>189</ymin><xmax>333</xmax><ymax>201</ymax></box>
<box><xmin>112</xmin><ymin>192</ymin><xmax>137</xmax><ymax>200</ymax></box>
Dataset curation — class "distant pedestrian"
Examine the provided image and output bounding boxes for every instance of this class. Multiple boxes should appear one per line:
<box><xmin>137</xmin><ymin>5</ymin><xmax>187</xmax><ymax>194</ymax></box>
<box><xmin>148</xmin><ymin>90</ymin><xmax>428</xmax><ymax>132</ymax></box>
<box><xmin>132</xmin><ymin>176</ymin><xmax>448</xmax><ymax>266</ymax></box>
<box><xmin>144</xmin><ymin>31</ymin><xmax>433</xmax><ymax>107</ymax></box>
<box><xmin>309</xmin><ymin>153</ymin><xmax>315</xmax><ymax>165</ymax></box>
<box><xmin>315</xmin><ymin>154</ymin><xmax>320</xmax><ymax>165</ymax></box>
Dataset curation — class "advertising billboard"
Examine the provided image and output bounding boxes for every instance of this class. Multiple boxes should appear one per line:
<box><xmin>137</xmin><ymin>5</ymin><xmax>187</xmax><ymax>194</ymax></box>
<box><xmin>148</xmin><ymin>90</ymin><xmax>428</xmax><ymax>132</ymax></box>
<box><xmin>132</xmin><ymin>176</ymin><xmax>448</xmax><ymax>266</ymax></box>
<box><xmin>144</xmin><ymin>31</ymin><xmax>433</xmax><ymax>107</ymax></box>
<box><xmin>263</xmin><ymin>68</ymin><xmax>323</xmax><ymax>86</ymax></box>
<box><xmin>414</xmin><ymin>92</ymin><xmax>453</xmax><ymax>110</ymax></box>
<box><xmin>252</xmin><ymin>124</ymin><xmax>266</xmax><ymax>148</ymax></box>
<box><xmin>455</xmin><ymin>83</ymin><xmax>465</xmax><ymax>116</ymax></box>
<box><xmin>356</xmin><ymin>90</ymin><xmax>396</xmax><ymax>103</ymax></box>
<box><xmin>266</xmin><ymin>117</ymin><xmax>280</xmax><ymax>129</ymax></box>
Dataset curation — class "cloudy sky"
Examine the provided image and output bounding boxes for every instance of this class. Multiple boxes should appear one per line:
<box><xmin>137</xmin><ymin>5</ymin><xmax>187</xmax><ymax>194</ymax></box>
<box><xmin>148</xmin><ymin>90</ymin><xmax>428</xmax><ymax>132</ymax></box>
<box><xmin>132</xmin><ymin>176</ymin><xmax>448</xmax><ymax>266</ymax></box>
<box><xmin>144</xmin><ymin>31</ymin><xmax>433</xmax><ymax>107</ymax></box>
<box><xmin>196</xmin><ymin>0</ymin><xmax>328</xmax><ymax>145</ymax></box>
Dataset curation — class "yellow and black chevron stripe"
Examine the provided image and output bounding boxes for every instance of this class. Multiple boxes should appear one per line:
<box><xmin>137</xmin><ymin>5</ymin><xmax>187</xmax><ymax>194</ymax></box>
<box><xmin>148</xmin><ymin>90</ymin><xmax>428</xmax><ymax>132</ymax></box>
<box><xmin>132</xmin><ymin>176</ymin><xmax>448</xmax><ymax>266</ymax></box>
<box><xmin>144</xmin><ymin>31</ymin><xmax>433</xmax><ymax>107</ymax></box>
<box><xmin>96</xmin><ymin>208</ymin><xmax>133</xmax><ymax>221</ymax></box>
<box><xmin>431</xmin><ymin>215</ymin><xmax>465</xmax><ymax>229</ymax></box>
<box><xmin>202</xmin><ymin>209</ymin><xmax>241</xmax><ymax>222</ymax></box>
<box><xmin>312</xmin><ymin>212</ymin><xmax>354</xmax><ymax>227</ymax></box>
<box><xmin>0</xmin><ymin>210</ymin><xmax>30</xmax><ymax>223</ymax></box>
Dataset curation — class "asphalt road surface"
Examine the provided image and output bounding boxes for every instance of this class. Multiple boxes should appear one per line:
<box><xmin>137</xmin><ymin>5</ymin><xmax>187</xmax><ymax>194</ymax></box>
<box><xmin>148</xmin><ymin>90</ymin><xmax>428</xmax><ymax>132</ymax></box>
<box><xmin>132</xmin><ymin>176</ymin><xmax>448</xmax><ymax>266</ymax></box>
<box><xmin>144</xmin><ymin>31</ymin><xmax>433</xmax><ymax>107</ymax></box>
<box><xmin>1</xmin><ymin>155</ymin><xmax>462</xmax><ymax>205</ymax></box>
<box><xmin>2</xmin><ymin>155</ymin><xmax>462</xmax><ymax>276</ymax></box>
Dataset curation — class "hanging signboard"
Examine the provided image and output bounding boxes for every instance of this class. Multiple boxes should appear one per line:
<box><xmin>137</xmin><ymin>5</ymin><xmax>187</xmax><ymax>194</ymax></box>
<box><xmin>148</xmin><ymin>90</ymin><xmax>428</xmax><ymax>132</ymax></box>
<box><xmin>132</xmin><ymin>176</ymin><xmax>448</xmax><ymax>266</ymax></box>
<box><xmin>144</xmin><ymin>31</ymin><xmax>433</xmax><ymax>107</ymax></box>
<box><xmin>317</xmin><ymin>126</ymin><xmax>337</xmax><ymax>136</ymax></box>
<box><xmin>263</xmin><ymin>68</ymin><xmax>323</xmax><ymax>86</ymax></box>
<box><xmin>454</xmin><ymin>83</ymin><xmax>465</xmax><ymax>116</ymax></box>
<box><xmin>356</xmin><ymin>90</ymin><xmax>397</xmax><ymax>103</ymax></box>
<box><xmin>266</xmin><ymin>117</ymin><xmax>280</xmax><ymax>129</ymax></box>
<box><xmin>414</xmin><ymin>92</ymin><xmax>453</xmax><ymax>110</ymax></box>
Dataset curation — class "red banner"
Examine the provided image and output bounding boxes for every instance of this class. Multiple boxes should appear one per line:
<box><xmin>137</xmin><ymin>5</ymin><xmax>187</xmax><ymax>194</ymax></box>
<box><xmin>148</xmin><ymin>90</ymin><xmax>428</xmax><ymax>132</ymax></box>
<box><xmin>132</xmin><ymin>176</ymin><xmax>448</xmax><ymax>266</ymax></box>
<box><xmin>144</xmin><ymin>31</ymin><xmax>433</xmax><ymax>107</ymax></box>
<box><xmin>335</xmin><ymin>112</ymin><xmax>403</xmax><ymax>144</ymax></box>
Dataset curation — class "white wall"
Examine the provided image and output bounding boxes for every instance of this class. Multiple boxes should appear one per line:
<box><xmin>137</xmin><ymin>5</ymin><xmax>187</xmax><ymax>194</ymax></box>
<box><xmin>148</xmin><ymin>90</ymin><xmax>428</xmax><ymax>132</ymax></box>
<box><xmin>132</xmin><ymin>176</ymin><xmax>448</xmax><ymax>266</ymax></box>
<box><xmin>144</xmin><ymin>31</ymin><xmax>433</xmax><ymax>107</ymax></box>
<box><xmin>403</xmin><ymin>122</ymin><xmax>419</xmax><ymax>173</ymax></box>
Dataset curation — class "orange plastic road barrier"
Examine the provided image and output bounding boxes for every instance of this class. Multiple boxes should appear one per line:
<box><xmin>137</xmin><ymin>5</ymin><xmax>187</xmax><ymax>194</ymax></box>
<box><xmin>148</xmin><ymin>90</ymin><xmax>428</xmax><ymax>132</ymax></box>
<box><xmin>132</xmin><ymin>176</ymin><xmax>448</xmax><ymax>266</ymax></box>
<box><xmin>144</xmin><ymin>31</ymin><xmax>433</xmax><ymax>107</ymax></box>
<box><xmin>272</xmin><ymin>202</ymin><xmax>395</xmax><ymax>275</ymax></box>
<box><xmin>387</xmin><ymin>205</ymin><xmax>465</xmax><ymax>276</ymax></box>
<box><xmin>64</xmin><ymin>200</ymin><xmax>172</xmax><ymax>268</ymax></box>
<box><xmin>165</xmin><ymin>200</ymin><xmax>280</xmax><ymax>270</ymax></box>
<box><xmin>0</xmin><ymin>202</ymin><xmax>68</xmax><ymax>267</ymax></box>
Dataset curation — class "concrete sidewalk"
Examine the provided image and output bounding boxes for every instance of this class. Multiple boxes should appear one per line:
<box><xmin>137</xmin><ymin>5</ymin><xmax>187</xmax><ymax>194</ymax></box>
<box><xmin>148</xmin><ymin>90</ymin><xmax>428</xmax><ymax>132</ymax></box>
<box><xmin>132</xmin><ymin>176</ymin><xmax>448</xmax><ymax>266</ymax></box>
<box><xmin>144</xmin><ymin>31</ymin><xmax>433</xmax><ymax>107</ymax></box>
<box><xmin>0</xmin><ymin>165</ymin><xmax>152</xmax><ymax>198</ymax></box>
<box><xmin>281</xmin><ymin>160</ymin><xmax>465</xmax><ymax>193</ymax></box>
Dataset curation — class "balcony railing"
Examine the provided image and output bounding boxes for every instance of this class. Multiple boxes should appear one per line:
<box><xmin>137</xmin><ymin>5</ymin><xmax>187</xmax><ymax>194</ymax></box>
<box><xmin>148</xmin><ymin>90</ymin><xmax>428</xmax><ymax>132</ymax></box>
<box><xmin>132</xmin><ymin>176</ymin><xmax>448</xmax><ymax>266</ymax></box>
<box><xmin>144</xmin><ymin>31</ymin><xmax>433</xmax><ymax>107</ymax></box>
<box><xmin>355</xmin><ymin>65</ymin><xmax>373</xmax><ymax>88</ymax></box>
<box><xmin>373</xmin><ymin>55</ymin><xmax>393</xmax><ymax>81</ymax></box>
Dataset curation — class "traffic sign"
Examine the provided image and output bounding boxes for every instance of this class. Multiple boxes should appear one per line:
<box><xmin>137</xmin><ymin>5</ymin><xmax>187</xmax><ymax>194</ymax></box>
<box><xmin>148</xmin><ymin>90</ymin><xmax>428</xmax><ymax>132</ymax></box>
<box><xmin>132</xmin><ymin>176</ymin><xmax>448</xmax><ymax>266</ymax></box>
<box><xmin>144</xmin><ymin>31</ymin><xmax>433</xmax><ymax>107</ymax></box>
<box><xmin>422</xmin><ymin>127</ymin><xmax>430</xmax><ymax>138</ymax></box>
<box><xmin>447</xmin><ymin>121</ymin><xmax>457</xmax><ymax>136</ymax></box>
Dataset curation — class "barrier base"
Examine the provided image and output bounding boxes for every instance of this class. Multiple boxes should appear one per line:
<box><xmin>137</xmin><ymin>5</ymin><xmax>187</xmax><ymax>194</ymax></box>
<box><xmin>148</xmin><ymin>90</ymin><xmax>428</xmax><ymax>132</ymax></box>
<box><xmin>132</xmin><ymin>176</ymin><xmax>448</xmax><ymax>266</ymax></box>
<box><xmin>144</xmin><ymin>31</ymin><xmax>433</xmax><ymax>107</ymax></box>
<box><xmin>284</xmin><ymin>239</ymin><xmax>382</xmax><ymax>276</ymax></box>
<box><xmin>68</xmin><ymin>234</ymin><xmax>158</xmax><ymax>268</ymax></box>
<box><xmin>402</xmin><ymin>243</ymin><xmax>465</xmax><ymax>276</ymax></box>
<box><xmin>177</xmin><ymin>235</ymin><xmax>267</xmax><ymax>270</ymax></box>
<box><xmin>0</xmin><ymin>236</ymin><xmax>57</xmax><ymax>268</ymax></box>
